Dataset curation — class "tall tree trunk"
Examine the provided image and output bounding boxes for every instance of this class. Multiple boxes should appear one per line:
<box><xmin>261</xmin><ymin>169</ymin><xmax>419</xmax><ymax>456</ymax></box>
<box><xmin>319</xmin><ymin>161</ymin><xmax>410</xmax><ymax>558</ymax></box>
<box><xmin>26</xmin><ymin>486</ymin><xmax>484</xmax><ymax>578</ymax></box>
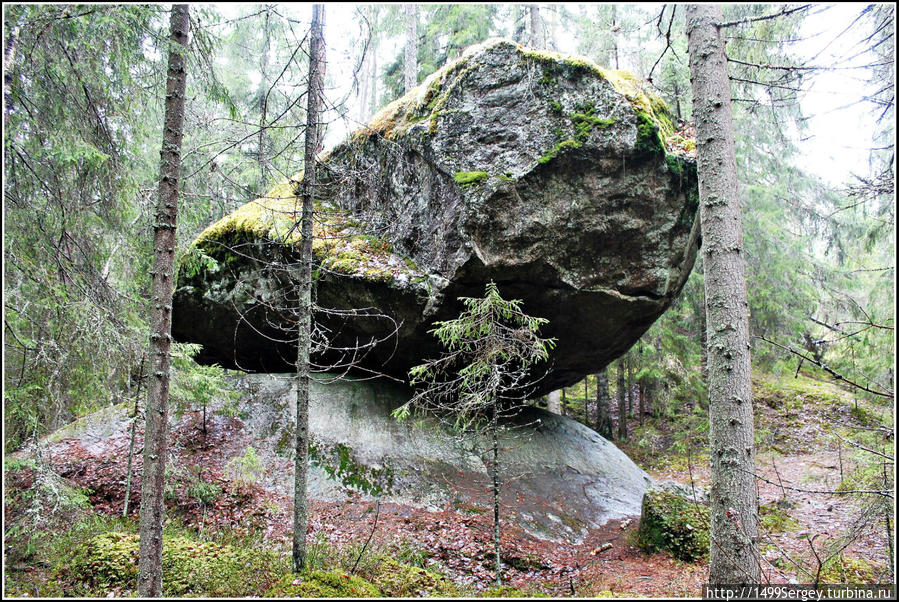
<box><xmin>626</xmin><ymin>352</ymin><xmax>634</xmax><ymax>416</ymax></box>
<box><xmin>686</xmin><ymin>4</ymin><xmax>759</xmax><ymax>585</ymax></box>
<box><xmin>547</xmin><ymin>389</ymin><xmax>561</xmax><ymax>414</ymax></box>
<box><xmin>369</xmin><ymin>17</ymin><xmax>379</xmax><ymax>115</ymax></box>
<box><xmin>357</xmin><ymin>5</ymin><xmax>372</xmax><ymax>123</ymax></box>
<box><xmin>529</xmin><ymin>5</ymin><xmax>543</xmax><ymax>48</ymax></box>
<box><xmin>403</xmin><ymin>4</ymin><xmax>418</xmax><ymax>93</ymax></box>
<box><xmin>638</xmin><ymin>382</ymin><xmax>646</xmax><ymax>425</ymax></box>
<box><xmin>594</xmin><ymin>369</ymin><xmax>613</xmax><ymax>439</ymax></box>
<box><xmin>491</xmin><ymin>405</ymin><xmax>501</xmax><ymax>586</ymax></box>
<box><xmin>611</xmin><ymin>4</ymin><xmax>619</xmax><ymax>69</ymax></box>
<box><xmin>616</xmin><ymin>359</ymin><xmax>627</xmax><ymax>441</ymax></box>
<box><xmin>257</xmin><ymin>6</ymin><xmax>271</xmax><ymax>193</ymax></box>
<box><xmin>137</xmin><ymin>5</ymin><xmax>189</xmax><ymax>597</ymax></box>
<box><xmin>293</xmin><ymin>2</ymin><xmax>325</xmax><ymax>573</ymax></box>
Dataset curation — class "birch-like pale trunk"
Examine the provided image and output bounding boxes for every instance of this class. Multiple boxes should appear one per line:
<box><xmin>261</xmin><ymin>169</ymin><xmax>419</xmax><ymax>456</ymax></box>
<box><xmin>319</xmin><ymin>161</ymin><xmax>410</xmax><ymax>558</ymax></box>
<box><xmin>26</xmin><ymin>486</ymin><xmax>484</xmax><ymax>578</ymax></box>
<box><xmin>685</xmin><ymin>3</ymin><xmax>760</xmax><ymax>584</ymax></box>
<box><xmin>137</xmin><ymin>4</ymin><xmax>189</xmax><ymax>597</ymax></box>
<box><xmin>293</xmin><ymin>2</ymin><xmax>325</xmax><ymax>573</ymax></box>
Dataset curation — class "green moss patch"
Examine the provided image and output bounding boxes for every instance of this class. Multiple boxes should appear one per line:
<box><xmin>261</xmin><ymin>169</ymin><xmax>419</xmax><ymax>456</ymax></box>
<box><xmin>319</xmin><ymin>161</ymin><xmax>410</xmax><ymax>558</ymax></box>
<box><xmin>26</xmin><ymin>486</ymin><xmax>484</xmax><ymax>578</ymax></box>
<box><xmin>453</xmin><ymin>171</ymin><xmax>490</xmax><ymax>187</ymax></box>
<box><xmin>189</xmin><ymin>176</ymin><xmax>423</xmax><ymax>286</ymax></box>
<box><xmin>636</xmin><ymin>489</ymin><xmax>709</xmax><ymax>562</ymax></box>
<box><xmin>67</xmin><ymin>531</ymin><xmax>285</xmax><ymax>596</ymax></box>
<box><xmin>264</xmin><ymin>570</ymin><xmax>381</xmax><ymax>598</ymax></box>
<box><xmin>538</xmin><ymin>99</ymin><xmax>615</xmax><ymax>165</ymax></box>
<box><xmin>371</xmin><ymin>557</ymin><xmax>459</xmax><ymax>597</ymax></box>
<box><xmin>759</xmin><ymin>501</ymin><xmax>800</xmax><ymax>533</ymax></box>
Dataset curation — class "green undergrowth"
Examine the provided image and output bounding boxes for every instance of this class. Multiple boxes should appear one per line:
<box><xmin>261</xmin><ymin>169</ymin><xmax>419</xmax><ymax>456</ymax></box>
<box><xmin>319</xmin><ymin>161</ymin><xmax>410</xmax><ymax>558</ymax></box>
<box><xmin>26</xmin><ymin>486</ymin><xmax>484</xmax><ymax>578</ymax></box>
<box><xmin>623</xmin><ymin>368</ymin><xmax>884</xmax><ymax>475</ymax></box>
<box><xmin>4</xmin><ymin>508</ymin><xmax>463</xmax><ymax>598</ymax></box>
<box><xmin>478</xmin><ymin>584</ymin><xmax>550</xmax><ymax>597</ymax></box>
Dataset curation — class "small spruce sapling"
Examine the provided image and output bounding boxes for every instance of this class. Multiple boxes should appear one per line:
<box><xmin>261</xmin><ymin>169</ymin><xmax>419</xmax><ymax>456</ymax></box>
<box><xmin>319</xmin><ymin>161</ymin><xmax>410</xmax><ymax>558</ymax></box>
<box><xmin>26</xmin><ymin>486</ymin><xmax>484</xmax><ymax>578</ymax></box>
<box><xmin>393</xmin><ymin>281</ymin><xmax>555</xmax><ymax>585</ymax></box>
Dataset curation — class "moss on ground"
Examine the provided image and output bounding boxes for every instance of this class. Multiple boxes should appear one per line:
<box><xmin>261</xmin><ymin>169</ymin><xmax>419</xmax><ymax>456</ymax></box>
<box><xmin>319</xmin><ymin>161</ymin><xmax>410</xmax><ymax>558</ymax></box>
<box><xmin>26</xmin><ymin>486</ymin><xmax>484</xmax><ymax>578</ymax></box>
<box><xmin>371</xmin><ymin>557</ymin><xmax>459</xmax><ymax>597</ymax></box>
<box><xmin>264</xmin><ymin>570</ymin><xmax>381</xmax><ymax>598</ymax></box>
<box><xmin>66</xmin><ymin>531</ymin><xmax>286</xmax><ymax>597</ymax></box>
<box><xmin>759</xmin><ymin>501</ymin><xmax>800</xmax><ymax>533</ymax></box>
<box><xmin>636</xmin><ymin>489</ymin><xmax>709</xmax><ymax>562</ymax></box>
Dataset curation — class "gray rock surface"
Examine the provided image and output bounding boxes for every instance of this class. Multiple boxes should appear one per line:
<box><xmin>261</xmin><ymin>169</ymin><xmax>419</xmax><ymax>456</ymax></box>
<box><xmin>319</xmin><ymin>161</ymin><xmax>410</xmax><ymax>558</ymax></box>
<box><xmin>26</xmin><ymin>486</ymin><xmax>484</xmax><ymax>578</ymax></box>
<box><xmin>173</xmin><ymin>39</ymin><xmax>699</xmax><ymax>395</ymax></box>
<box><xmin>37</xmin><ymin>373</ymin><xmax>653</xmax><ymax>544</ymax></box>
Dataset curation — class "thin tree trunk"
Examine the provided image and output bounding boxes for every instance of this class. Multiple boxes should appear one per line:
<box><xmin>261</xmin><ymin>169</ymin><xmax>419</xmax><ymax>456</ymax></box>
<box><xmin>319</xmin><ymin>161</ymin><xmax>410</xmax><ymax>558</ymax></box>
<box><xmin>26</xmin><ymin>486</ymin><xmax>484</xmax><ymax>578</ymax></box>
<box><xmin>137</xmin><ymin>4</ymin><xmax>189</xmax><ymax>596</ymax></box>
<box><xmin>639</xmin><ymin>382</ymin><xmax>646</xmax><ymax>425</ymax></box>
<box><xmin>491</xmin><ymin>407</ymin><xmax>501</xmax><ymax>586</ymax></box>
<box><xmin>560</xmin><ymin>387</ymin><xmax>567</xmax><ymax>416</ymax></box>
<box><xmin>583</xmin><ymin>378</ymin><xmax>589</xmax><ymax>424</ymax></box>
<box><xmin>403</xmin><ymin>4</ymin><xmax>418</xmax><ymax>93</ymax></box>
<box><xmin>357</xmin><ymin>6</ymin><xmax>371</xmax><ymax>123</ymax></box>
<box><xmin>626</xmin><ymin>352</ymin><xmax>634</xmax><ymax>416</ymax></box>
<box><xmin>293</xmin><ymin>3</ymin><xmax>325</xmax><ymax>573</ymax></box>
<box><xmin>617</xmin><ymin>359</ymin><xmax>627</xmax><ymax>441</ymax></box>
<box><xmin>369</xmin><ymin>25</ymin><xmax>379</xmax><ymax>115</ymax></box>
<box><xmin>529</xmin><ymin>5</ymin><xmax>543</xmax><ymax>48</ymax></box>
<box><xmin>257</xmin><ymin>6</ymin><xmax>271</xmax><ymax>192</ymax></box>
<box><xmin>594</xmin><ymin>369</ymin><xmax>613</xmax><ymax>439</ymax></box>
<box><xmin>686</xmin><ymin>4</ymin><xmax>759</xmax><ymax>585</ymax></box>
<box><xmin>123</xmin><ymin>355</ymin><xmax>146</xmax><ymax>518</ymax></box>
<box><xmin>611</xmin><ymin>5</ymin><xmax>619</xmax><ymax>70</ymax></box>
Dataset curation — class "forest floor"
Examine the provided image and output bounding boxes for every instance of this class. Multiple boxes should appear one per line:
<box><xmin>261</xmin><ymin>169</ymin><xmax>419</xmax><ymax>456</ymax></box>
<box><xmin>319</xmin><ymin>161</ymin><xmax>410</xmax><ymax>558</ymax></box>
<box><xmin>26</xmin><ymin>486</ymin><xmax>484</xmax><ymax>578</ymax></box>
<box><xmin>4</xmin><ymin>369</ymin><xmax>894</xmax><ymax>597</ymax></box>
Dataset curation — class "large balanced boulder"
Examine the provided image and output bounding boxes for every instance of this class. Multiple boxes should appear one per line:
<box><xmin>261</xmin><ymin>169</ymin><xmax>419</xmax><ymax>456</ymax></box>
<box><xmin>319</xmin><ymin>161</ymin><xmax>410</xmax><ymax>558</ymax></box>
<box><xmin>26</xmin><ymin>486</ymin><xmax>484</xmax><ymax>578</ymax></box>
<box><xmin>173</xmin><ymin>39</ymin><xmax>699</xmax><ymax>394</ymax></box>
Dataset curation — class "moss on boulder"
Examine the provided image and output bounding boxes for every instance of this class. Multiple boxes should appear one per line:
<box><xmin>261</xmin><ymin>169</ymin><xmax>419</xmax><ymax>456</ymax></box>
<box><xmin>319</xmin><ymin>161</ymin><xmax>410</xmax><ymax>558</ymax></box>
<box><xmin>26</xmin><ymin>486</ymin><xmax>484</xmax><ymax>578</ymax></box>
<box><xmin>635</xmin><ymin>487</ymin><xmax>710</xmax><ymax>562</ymax></box>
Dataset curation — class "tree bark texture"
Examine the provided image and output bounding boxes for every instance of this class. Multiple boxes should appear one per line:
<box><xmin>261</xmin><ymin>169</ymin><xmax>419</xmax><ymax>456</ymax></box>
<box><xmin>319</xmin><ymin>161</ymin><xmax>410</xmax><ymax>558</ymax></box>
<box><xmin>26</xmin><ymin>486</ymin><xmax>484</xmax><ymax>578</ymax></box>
<box><xmin>137</xmin><ymin>4</ymin><xmax>189</xmax><ymax>597</ymax></box>
<box><xmin>293</xmin><ymin>2</ymin><xmax>325</xmax><ymax>573</ymax></box>
<box><xmin>547</xmin><ymin>389</ymin><xmax>561</xmax><ymax>414</ymax></box>
<box><xmin>685</xmin><ymin>4</ymin><xmax>760</xmax><ymax>584</ymax></box>
<box><xmin>404</xmin><ymin>4</ymin><xmax>418</xmax><ymax>93</ymax></box>
<box><xmin>617</xmin><ymin>359</ymin><xmax>627</xmax><ymax>440</ymax></box>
